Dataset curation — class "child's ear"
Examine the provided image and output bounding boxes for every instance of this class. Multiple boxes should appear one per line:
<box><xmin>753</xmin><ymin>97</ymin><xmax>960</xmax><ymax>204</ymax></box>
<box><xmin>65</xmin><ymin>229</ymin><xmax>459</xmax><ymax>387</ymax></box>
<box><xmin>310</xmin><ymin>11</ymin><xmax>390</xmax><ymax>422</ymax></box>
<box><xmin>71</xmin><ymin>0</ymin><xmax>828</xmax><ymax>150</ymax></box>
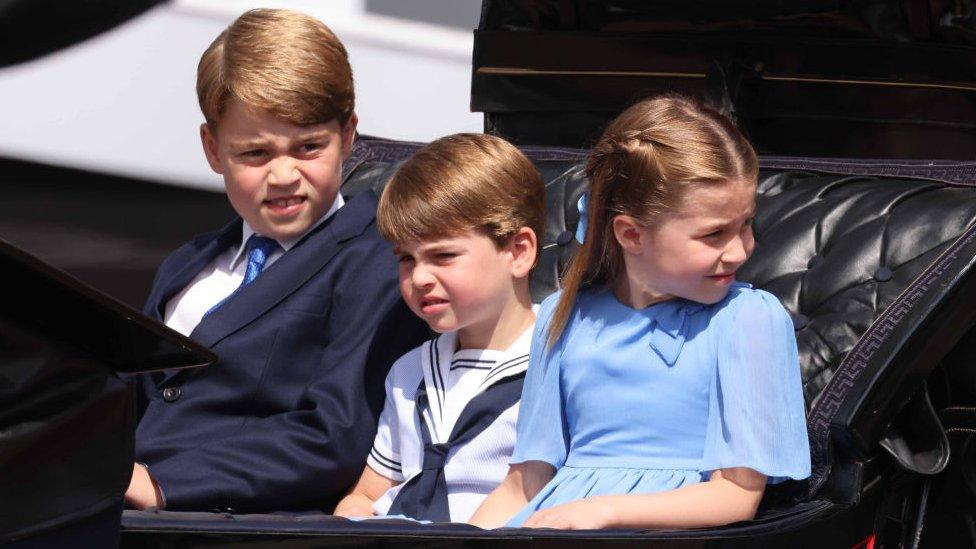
<box><xmin>340</xmin><ymin>113</ymin><xmax>358</xmax><ymax>160</ymax></box>
<box><xmin>200</xmin><ymin>123</ymin><xmax>224</xmax><ymax>175</ymax></box>
<box><xmin>508</xmin><ymin>227</ymin><xmax>538</xmax><ymax>279</ymax></box>
<box><xmin>612</xmin><ymin>215</ymin><xmax>644</xmax><ymax>254</ymax></box>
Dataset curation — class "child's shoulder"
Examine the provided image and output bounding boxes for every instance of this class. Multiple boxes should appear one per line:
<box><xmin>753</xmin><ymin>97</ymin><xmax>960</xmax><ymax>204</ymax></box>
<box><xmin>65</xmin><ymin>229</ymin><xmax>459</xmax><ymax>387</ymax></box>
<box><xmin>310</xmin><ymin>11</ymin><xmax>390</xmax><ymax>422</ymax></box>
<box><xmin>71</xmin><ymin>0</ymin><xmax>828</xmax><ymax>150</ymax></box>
<box><xmin>537</xmin><ymin>291</ymin><xmax>563</xmax><ymax>322</ymax></box>
<box><xmin>537</xmin><ymin>286</ymin><xmax>608</xmax><ymax>316</ymax></box>
<box><xmin>385</xmin><ymin>339</ymin><xmax>430</xmax><ymax>387</ymax></box>
<box><xmin>536</xmin><ymin>289</ymin><xmax>591</xmax><ymax>333</ymax></box>
<box><xmin>153</xmin><ymin>223</ymin><xmax>236</xmax><ymax>281</ymax></box>
<box><xmin>709</xmin><ymin>282</ymin><xmax>793</xmax><ymax>328</ymax></box>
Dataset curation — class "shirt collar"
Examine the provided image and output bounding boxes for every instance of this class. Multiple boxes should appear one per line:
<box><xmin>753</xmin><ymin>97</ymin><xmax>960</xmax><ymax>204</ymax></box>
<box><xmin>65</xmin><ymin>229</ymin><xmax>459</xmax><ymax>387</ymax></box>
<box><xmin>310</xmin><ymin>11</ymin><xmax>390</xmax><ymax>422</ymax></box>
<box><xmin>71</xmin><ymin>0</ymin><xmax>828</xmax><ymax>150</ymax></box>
<box><xmin>447</xmin><ymin>305</ymin><xmax>537</xmax><ymax>385</ymax></box>
<box><xmin>230</xmin><ymin>194</ymin><xmax>345</xmax><ymax>268</ymax></box>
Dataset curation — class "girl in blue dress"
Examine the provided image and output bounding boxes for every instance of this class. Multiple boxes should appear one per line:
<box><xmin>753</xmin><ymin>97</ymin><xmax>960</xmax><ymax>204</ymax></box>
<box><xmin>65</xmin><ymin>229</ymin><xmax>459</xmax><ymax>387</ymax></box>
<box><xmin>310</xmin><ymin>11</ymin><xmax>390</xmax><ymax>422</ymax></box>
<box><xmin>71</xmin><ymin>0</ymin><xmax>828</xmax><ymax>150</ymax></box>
<box><xmin>469</xmin><ymin>95</ymin><xmax>810</xmax><ymax>530</ymax></box>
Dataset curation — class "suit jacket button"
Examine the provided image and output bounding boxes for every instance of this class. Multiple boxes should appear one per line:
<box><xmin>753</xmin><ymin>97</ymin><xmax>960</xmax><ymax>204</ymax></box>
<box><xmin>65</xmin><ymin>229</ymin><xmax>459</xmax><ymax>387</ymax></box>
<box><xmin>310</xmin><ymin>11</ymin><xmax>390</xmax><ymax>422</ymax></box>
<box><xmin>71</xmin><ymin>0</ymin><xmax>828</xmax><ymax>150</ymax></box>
<box><xmin>162</xmin><ymin>387</ymin><xmax>181</xmax><ymax>402</ymax></box>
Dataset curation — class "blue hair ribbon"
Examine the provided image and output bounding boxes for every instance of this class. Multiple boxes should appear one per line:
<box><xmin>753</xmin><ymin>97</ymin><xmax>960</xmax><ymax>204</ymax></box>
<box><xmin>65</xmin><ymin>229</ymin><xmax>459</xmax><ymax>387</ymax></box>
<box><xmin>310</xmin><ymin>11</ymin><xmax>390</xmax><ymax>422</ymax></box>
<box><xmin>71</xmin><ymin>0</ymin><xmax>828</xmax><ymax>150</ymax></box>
<box><xmin>575</xmin><ymin>194</ymin><xmax>589</xmax><ymax>244</ymax></box>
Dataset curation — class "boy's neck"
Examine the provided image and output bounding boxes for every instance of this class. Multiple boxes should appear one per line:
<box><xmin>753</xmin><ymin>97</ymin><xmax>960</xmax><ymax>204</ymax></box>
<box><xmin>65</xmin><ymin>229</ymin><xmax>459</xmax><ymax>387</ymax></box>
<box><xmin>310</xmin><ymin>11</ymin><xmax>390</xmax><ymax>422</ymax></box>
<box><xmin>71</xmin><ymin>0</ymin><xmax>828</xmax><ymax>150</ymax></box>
<box><xmin>456</xmin><ymin>284</ymin><xmax>535</xmax><ymax>351</ymax></box>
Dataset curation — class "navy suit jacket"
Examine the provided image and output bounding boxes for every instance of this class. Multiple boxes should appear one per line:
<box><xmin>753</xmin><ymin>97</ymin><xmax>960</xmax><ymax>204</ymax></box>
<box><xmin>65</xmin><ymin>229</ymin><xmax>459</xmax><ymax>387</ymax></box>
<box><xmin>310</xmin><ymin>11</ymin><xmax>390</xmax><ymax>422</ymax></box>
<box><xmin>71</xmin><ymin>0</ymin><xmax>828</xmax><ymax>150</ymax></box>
<box><xmin>135</xmin><ymin>191</ymin><xmax>429</xmax><ymax>512</ymax></box>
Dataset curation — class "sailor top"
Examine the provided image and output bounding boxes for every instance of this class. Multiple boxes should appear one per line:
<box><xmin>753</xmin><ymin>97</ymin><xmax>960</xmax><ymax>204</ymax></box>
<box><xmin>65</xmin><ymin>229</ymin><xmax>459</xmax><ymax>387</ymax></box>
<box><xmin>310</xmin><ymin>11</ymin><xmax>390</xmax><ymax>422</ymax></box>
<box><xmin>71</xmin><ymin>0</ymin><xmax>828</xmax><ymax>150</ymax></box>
<box><xmin>368</xmin><ymin>323</ymin><xmax>533</xmax><ymax>522</ymax></box>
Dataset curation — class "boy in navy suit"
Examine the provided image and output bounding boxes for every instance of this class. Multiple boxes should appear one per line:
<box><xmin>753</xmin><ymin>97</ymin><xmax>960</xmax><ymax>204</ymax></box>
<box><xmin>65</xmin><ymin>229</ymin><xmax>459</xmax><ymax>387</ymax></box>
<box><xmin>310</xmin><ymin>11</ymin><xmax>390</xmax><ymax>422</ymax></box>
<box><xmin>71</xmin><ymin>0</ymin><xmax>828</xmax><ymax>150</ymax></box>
<box><xmin>125</xmin><ymin>8</ymin><xmax>428</xmax><ymax>513</ymax></box>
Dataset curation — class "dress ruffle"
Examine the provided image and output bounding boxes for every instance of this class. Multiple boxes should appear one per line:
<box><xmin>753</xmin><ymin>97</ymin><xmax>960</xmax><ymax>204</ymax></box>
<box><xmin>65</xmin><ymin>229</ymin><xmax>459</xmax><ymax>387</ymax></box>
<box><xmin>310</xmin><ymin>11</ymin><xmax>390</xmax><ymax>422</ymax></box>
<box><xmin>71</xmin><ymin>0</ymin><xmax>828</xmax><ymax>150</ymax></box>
<box><xmin>508</xmin><ymin>465</ymin><xmax>705</xmax><ymax>526</ymax></box>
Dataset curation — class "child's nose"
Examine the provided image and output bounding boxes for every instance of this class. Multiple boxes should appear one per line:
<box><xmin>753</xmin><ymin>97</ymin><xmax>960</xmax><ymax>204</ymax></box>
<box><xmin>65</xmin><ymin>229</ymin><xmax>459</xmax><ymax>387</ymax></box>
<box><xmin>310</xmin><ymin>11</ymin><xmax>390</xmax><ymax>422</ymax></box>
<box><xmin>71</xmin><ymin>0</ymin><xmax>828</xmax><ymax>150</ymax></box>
<box><xmin>411</xmin><ymin>264</ymin><xmax>436</xmax><ymax>288</ymax></box>
<box><xmin>267</xmin><ymin>158</ymin><xmax>300</xmax><ymax>186</ymax></box>
<box><xmin>722</xmin><ymin>235</ymin><xmax>750</xmax><ymax>265</ymax></box>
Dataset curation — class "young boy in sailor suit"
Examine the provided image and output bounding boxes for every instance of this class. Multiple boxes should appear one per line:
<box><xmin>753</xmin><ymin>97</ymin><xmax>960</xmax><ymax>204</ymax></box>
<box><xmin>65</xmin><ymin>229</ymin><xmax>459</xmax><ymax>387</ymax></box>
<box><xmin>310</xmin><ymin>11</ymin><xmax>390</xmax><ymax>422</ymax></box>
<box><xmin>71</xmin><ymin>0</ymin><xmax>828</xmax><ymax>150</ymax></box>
<box><xmin>124</xmin><ymin>9</ymin><xmax>428</xmax><ymax>513</ymax></box>
<box><xmin>334</xmin><ymin>134</ymin><xmax>546</xmax><ymax>522</ymax></box>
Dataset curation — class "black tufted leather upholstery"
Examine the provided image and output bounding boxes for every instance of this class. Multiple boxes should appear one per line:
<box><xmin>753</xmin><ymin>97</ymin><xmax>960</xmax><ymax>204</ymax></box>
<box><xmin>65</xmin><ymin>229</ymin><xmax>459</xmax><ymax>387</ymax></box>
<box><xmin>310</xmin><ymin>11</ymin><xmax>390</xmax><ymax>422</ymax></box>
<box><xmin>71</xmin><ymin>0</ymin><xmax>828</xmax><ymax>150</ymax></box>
<box><xmin>741</xmin><ymin>173</ymin><xmax>976</xmax><ymax>404</ymax></box>
<box><xmin>341</xmin><ymin>136</ymin><xmax>976</xmax><ymax>503</ymax></box>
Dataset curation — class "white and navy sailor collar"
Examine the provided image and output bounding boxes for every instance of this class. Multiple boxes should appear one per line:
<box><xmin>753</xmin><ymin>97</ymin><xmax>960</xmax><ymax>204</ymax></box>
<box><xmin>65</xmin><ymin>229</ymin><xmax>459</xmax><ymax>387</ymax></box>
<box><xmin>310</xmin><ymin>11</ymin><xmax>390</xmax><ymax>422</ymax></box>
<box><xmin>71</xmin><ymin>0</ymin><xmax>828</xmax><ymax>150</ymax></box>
<box><xmin>419</xmin><ymin>319</ymin><xmax>533</xmax><ymax>443</ymax></box>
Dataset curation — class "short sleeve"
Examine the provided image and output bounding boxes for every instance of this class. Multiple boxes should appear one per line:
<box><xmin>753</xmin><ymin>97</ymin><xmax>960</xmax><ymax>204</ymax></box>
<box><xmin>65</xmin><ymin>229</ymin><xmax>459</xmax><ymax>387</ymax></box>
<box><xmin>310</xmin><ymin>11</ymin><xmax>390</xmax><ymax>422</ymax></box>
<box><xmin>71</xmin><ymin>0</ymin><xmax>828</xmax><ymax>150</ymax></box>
<box><xmin>702</xmin><ymin>289</ymin><xmax>811</xmax><ymax>483</ymax></box>
<box><xmin>366</xmin><ymin>362</ymin><xmax>406</xmax><ymax>482</ymax></box>
<box><xmin>510</xmin><ymin>293</ymin><xmax>570</xmax><ymax>468</ymax></box>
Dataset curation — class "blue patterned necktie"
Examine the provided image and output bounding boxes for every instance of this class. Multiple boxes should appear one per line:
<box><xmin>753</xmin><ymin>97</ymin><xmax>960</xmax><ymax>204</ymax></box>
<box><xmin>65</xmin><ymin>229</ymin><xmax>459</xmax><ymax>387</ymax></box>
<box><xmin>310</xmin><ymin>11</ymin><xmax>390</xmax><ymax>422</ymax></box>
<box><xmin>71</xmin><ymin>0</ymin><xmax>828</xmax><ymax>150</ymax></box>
<box><xmin>204</xmin><ymin>235</ymin><xmax>281</xmax><ymax>317</ymax></box>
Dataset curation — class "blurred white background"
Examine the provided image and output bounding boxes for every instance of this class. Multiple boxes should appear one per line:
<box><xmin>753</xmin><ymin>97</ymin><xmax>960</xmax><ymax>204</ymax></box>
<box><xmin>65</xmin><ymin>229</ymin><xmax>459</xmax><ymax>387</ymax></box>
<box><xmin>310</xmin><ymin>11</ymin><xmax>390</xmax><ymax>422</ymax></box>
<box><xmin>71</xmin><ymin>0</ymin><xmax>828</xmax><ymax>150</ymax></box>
<box><xmin>0</xmin><ymin>0</ymin><xmax>483</xmax><ymax>190</ymax></box>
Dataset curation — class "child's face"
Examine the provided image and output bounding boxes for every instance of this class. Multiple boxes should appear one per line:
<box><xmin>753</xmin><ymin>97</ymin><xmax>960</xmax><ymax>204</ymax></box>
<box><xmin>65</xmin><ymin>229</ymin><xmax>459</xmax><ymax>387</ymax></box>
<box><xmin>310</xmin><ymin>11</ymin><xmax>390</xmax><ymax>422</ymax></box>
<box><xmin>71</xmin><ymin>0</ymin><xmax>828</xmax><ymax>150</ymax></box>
<box><xmin>394</xmin><ymin>229</ymin><xmax>530</xmax><ymax>348</ymax></box>
<box><xmin>616</xmin><ymin>179</ymin><xmax>756</xmax><ymax>307</ymax></box>
<box><xmin>200</xmin><ymin>97</ymin><xmax>357</xmax><ymax>241</ymax></box>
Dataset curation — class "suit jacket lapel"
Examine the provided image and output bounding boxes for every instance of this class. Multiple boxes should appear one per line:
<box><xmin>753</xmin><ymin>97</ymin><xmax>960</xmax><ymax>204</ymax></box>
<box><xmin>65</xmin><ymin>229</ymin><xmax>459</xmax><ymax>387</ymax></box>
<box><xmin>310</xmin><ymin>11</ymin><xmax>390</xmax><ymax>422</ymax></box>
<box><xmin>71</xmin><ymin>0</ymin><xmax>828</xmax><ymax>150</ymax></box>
<box><xmin>145</xmin><ymin>219</ymin><xmax>241</xmax><ymax>322</ymax></box>
<box><xmin>188</xmin><ymin>191</ymin><xmax>379</xmax><ymax>350</ymax></box>
<box><xmin>151</xmin><ymin>219</ymin><xmax>240</xmax><ymax>387</ymax></box>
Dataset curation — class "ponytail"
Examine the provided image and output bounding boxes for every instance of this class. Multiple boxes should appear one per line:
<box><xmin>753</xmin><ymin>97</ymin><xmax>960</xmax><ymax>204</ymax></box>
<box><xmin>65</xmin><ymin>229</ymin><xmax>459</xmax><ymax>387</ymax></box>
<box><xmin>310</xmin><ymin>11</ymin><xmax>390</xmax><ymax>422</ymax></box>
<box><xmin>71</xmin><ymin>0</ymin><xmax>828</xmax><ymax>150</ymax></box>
<box><xmin>546</xmin><ymin>94</ymin><xmax>758</xmax><ymax>347</ymax></box>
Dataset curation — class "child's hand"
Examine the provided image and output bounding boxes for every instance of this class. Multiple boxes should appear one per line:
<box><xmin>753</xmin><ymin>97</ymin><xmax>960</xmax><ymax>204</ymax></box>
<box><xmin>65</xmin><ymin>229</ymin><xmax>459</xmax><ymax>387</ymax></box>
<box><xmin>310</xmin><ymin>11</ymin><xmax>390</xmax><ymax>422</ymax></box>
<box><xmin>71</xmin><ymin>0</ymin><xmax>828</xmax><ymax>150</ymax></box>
<box><xmin>124</xmin><ymin>463</ymin><xmax>162</xmax><ymax>510</ymax></box>
<box><xmin>522</xmin><ymin>496</ymin><xmax>618</xmax><ymax>530</ymax></box>
<box><xmin>334</xmin><ymin>466</ymin><xmax>396</xmax><ymax>518</ymax></box>
<box><xmin>333</xmin><ymin>499</ymin><xmax>376</xmax><ymax>519</ymax></box>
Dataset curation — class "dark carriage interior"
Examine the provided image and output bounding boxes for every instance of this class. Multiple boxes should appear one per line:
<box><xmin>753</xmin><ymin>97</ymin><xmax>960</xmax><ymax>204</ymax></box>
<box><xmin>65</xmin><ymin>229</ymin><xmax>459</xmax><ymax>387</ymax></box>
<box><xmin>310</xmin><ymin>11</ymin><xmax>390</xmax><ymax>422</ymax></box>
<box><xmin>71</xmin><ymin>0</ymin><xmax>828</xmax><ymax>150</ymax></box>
<box><xmin>473</xmin><ymin>0</ymin><xmax>976</xmax><ymax>159</ymax></box>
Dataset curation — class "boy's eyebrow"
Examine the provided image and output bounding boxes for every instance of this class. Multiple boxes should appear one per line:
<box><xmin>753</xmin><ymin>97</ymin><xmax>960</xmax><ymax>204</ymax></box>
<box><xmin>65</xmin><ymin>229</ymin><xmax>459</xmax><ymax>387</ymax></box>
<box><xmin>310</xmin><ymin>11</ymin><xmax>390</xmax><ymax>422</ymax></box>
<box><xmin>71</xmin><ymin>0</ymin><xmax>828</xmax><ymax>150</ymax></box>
<box><xmin>295</xmin><ymin>129</ymin><xmax>334</xmax><ymax>141</ymax></box>
<box><xmin>417</xmin><ymin>243</ymin><xmax>455</xmax><ymax>254</ymax></box>
<box><xmin>227</xmin><ymin>130</ymin><xmax>333</xmax><ymax>150</ymax></box>
<box><xmin>228</xmin><ymin>138</ymin><xmax>271</xmax><ymax>150</ymax></box>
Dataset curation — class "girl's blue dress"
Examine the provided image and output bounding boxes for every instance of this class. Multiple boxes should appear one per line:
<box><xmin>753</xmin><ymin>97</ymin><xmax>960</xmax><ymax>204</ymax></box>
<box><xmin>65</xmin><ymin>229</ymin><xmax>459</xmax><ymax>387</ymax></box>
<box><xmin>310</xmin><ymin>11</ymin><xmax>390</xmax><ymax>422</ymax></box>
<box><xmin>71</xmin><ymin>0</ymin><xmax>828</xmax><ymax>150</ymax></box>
<box><xmin>507</xmin><ymin>282</ymin><xmax>811</xmax><ymax>526</ymax></box>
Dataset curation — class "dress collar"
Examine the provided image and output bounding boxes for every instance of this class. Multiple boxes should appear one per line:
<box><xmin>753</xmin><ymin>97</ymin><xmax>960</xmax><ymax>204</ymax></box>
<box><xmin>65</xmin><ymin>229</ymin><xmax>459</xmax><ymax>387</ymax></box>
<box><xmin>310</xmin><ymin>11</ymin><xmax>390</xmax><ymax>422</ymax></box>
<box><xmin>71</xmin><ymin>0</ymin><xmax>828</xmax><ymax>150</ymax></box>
<box><xmin>646</xmin><ymin>282</ymin><xmax>751</xmax><ymax>366</ymax></box>
<box><xmin>594</xmin><ymin>284</ymin><xmax>756</xmax><ymax>367</ymax></box>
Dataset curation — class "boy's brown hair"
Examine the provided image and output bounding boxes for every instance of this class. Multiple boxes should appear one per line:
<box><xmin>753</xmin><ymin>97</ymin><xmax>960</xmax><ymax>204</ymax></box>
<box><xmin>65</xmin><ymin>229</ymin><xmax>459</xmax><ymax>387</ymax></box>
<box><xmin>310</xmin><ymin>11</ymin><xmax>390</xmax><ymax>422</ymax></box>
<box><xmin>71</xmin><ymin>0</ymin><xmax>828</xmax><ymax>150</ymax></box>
<box><xmin>377</xmin><ymin>133</ymin><xmax>546</xmax><ymax>258</ymax></box>
<box><xmin>197</xmin><ymin>8</ymin><xmax>354</xmax><ymax>128</ymax></box>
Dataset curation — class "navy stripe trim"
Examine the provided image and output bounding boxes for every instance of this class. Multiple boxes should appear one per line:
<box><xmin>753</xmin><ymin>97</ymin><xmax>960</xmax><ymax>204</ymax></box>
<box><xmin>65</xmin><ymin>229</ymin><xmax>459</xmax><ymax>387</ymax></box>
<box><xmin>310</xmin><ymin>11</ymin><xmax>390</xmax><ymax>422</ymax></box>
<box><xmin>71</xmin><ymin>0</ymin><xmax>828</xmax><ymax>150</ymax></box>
<box><xmin>451</xmin><ymin>358</ymin><xmax>496</xmax><ymax>370</ymax></box>
<box><xmin>429</xmin><ymin>336</ymin><xmax>446</xmax><ymax>435</ymax></box>
<box><xmin>494</xmin><ymin>354</ymin><xmax>529</xmax><ymax>370</ymax></box>
<box><xmin>369</xmin><ymin>446</ymin><xmax>402</xmax><ymax>472</ymax></box>
<box><xmin>450</xmin><ymin>363</ymin><xmax>494</xmax><ymax>371</ymax></box>
<box><xmin>482</xmin><ymin>357</ymin><xmax>529</xmax><ymax>387</ymax></box>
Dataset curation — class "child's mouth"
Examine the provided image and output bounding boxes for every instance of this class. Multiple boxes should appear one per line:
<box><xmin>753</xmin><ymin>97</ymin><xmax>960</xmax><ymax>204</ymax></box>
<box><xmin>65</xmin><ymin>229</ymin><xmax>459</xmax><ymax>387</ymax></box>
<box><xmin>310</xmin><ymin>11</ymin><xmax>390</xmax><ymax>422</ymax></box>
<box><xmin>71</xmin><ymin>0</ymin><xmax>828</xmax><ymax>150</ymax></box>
<box><xmin>707</xmin><ymin>273</ymin><xmax>735</xmax><ymax>285</ymax></box>
<box><xmin>265</xmin><ymin>196</ymin><xmax>306</xmax><ymax>215</ymax></box>
<box><xmin>419</xmin><ymin>297</ymin><xmax>449</xmax><ymax>314</ymax></box>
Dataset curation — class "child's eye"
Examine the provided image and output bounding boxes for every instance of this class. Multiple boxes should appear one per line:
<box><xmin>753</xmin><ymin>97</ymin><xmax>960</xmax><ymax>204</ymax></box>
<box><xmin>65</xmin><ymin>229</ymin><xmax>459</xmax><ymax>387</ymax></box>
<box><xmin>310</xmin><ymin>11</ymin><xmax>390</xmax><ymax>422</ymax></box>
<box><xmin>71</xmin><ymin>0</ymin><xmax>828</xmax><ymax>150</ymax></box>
<box><xmin>435</xmin><ymin>252</ymin><xmax>458</xmax><ymax>262</ymax></box>
<box><xmin>702</xmin><ymin>230</ymin><xmax>723</xmax><ymax>239</ymax></box>
<box><xmin>239</xmin><ymin>149</ymin><xmax>267</xmax><ymax>159</ymax></box>
<box><xmin>397</xmin><ymin>255</ymin><xmax>415</xmax><ymax>264</ymax></box>
<box><xmin>299</xmin><ymin>143</ymin><xmax>322</xmax><ymax>154</ymax></box>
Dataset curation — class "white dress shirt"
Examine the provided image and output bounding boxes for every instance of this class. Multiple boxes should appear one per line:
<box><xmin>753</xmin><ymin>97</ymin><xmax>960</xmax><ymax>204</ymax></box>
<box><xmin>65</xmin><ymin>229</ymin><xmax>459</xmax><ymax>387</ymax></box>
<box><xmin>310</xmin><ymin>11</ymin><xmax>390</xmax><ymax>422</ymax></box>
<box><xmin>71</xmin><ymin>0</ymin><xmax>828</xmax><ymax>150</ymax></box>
<box><xmin>163</xmin><ymin>194</ymin><xmax>344</xmax><ymax>336</ymax></box>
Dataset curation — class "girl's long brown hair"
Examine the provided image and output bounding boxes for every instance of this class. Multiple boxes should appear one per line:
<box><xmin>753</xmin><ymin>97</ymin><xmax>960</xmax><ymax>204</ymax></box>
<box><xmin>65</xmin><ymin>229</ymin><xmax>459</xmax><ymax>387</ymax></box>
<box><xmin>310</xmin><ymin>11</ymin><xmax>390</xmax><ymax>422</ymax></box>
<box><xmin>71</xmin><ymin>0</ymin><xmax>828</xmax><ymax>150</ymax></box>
<box><xmin>547</xmin><ymin>94</ymin><xmax>758</xmax><ymax>347</ymax></box>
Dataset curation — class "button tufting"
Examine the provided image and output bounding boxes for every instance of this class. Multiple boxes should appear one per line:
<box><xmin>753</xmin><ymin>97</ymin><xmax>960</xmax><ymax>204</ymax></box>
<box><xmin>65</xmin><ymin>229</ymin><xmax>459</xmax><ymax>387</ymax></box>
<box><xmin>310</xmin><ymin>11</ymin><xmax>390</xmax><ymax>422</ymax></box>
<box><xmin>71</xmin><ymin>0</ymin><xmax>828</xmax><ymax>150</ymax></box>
<box><xmin>874</xmin><ymin>266</ymin><xmax>893</xmax><ymax>282</ymax></box>
<box><xmin>807</xmin><ymin>255</ymin><xmax>823</xmax><ymax>268</ymax></box>
<box><xmin>162</xmin><ymin>387</ymin><xmax>181</xmax><ymax>402</ymax></box>
<box><xmin>556</xmin><ymin>230</ymin><xmax>574</xmax><ymax>246</ymax></box>
<box><xmin>791</xmin><ymin>313</ymin><xmax>808</xmax><ymax>331</ymax></box>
